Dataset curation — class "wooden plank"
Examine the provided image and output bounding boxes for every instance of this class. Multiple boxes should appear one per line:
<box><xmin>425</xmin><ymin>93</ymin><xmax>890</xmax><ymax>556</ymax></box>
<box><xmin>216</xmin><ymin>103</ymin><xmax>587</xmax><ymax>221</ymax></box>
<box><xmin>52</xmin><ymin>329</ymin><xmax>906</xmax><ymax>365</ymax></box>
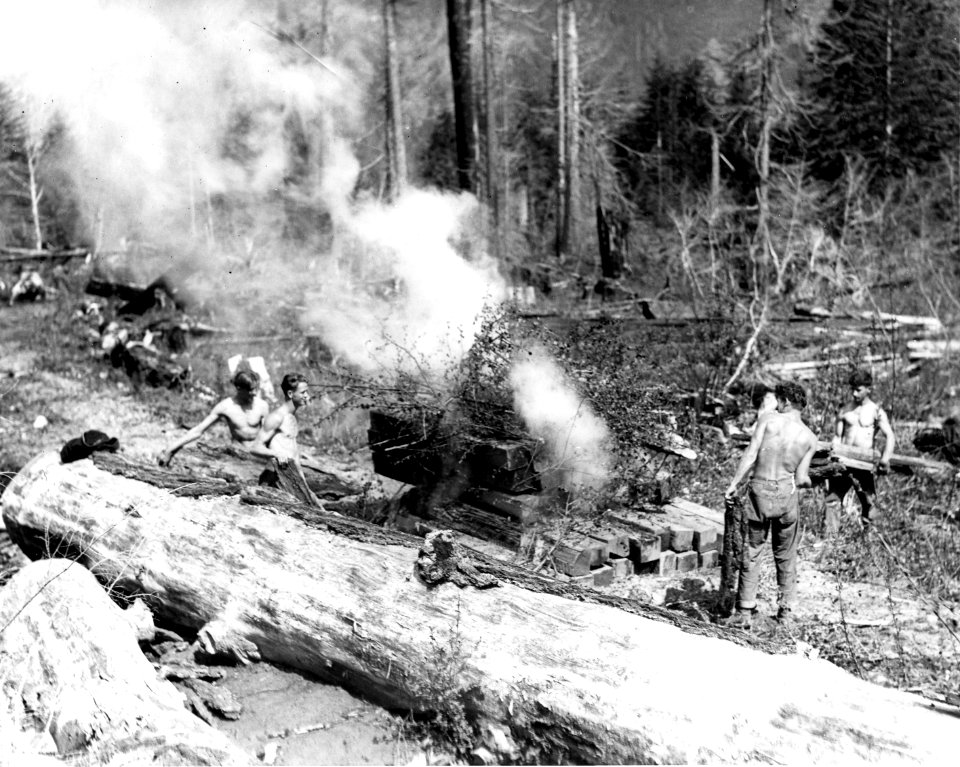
<box><xmin>666</xmin><ymin>523</ymin><xmax>694</xmax><ymax>553</ymax></box>
<box><xmin>658</xmin><ymin>551</ymin><xmax>677</xmax><ymax>574</ymax></box>
<box><xmin>582</xmin><ymin>527</ymin><xmax>630</xmax><ymax>558</ymax></box>
<box><xmin>675</xmin><ymin>551</ymin><xmax>699</xmax><ymax>573</ymax></box>
<box><xmin>627</xmin><ymin>532</ymin><xmax>661</xmax><ymax>564</ymax></box>
<box><xmin>663</xmin><ymin>497</ymin><xmax>725</xmax><ymax>527</ymax></box>
<box><xmin>459</xmin><ymin>489</ymin><xmax>542</xmax><ymax>524</ymax></box>
<box><xmin>604</xmin><ymin>509</ymin><xmax>671</xmax><ymax>551</ymax></box>
<box><xmin>660</xmin><ymin>510</ymin><xmax>720</xmax><ymax>553</ymax></box>
<box><xmin>591</xmin><ymin>564</ymin><xmax>615</xmax><ymax>587</ymax></box>
<box><xmin>732</xmin><ymin>436</ymin><xmax>954</xmax><ymax>477</ymax></box>
<box><xmin>608</xmin><ymin>555</ymin><xmax>633</xmax><ymax>580</ymax></box>
<box><xmin>543</xmin><ymin>534</ymin><xmax>607</xmax><ymax>577</ymax></box>
<box><xmin>816</xmin><ymin>441</ymin><xmax>953</xmax><ymax>476</ymax></box>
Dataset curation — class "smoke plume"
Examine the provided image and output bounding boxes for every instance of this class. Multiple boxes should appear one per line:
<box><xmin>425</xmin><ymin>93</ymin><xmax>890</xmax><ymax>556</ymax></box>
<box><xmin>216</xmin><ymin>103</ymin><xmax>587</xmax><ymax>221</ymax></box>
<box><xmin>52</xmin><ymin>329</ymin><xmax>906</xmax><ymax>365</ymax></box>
<box><xmin>510</xmin><ymin>345</ymin><xmax>613</xmax><ymax>490</ymax></box>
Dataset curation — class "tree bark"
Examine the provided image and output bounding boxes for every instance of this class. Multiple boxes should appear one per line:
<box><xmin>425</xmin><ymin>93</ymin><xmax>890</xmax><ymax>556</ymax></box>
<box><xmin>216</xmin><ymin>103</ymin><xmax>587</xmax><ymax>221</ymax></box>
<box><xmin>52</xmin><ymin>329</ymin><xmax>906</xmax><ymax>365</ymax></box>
<box><xmin>554</xmin><ymin>3</ymin><xmax>566</xmax><ymax>260</ymax></box>
<box><xmin>4</xmin><ymin>452</ymin><xmax>960</xmax><ymax>764</ymax></box>
<box><xmin>445</xmin><ymin>0</ymin><xmax>475</xmax><ymax>192</ymax></box>
<box><xmin>479</xmin><ymin>0</ymin><xmax>500</xmax><ymax>256</ymax></box>
<box><xmin>561</xmin><ymin>0</ymin><xmax>580</xmax><ymax>263</ymax></box>
<box><xmin>383</xmin><ymin>0</ymin><xmax>407</xmax><ymax>200</ymax></box>
<box><xmin>0</xmin><ymin>558</ymin><xmax>245</xmax><ymax>764</ymax></box>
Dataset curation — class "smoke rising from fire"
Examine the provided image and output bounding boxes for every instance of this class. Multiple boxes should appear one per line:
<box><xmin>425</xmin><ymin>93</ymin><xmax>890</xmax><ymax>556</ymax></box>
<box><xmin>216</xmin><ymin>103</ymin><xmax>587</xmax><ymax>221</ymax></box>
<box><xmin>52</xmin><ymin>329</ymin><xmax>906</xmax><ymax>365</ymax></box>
<box><xmin>510</xmin><ymin>346</ymin><xmax>613</xmax><ymax>490</ymax></box>
<box><xmin>0</xmin><ymin>0</ymin><xmax>381</xmax><ymax>274</ymax></box>
<box><xmin>1</xmin><ymin>0</ymin><xmax>614</xmax><ymax>485</ymax></box>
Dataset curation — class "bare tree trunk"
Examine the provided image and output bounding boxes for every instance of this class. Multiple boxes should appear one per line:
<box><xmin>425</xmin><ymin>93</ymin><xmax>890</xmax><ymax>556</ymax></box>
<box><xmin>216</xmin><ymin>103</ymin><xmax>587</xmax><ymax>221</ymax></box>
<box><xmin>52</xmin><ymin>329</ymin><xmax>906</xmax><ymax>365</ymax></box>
<box><xmin>446</xmin><ymin>0</ymin><xmax>475</xmax><ymax>192</ymax></box>
<box><xmin>883</xmin><ymin>0</ymin><xmax>893</xmax><ymax>184</ymax></box>
<box><xmin>383</xmin><ymin>0</ymin><xmax>407</xmax><ymax>201</ymax></box>
<box><xmin>757</xmin><ymin>0</ymin><xmax>773</xmax><ymax>282</ymax></box>
<box><xmin>554</xmin><ymin>3</ymin><xmax>566</xmax><ymax>261</ymax></box>
<box><xmin>26</xmin><ymin>146</ymin><xmax>42</xmax><ymax>251</ymax></box>
<box><xmin>480</xmin><ymin>0</ymin><xmax>500</xmax><ymax>255</ymax></box>
<box><xmin>561</xmin><ymin>0</ymin><xmax>580</xmax><ymax>264</ymax></box>
<box><xmin>710</xmin><ymin>127</ymin><xmax>720</xmax><ymax>215</ymax></box>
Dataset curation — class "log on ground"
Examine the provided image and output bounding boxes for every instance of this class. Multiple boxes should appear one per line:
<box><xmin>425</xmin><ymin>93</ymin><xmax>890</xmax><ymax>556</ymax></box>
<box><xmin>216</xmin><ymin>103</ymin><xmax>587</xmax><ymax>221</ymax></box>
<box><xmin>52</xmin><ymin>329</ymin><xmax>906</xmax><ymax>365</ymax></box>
<box><xmin>0</xmin><ymin>558</ymin><xmax>245</xmax><ymax>765</ymax></box>
<box><xmin>3</xmin><ymin>452</ymin><xmax>960</xmax><ymax>764</ymax></box>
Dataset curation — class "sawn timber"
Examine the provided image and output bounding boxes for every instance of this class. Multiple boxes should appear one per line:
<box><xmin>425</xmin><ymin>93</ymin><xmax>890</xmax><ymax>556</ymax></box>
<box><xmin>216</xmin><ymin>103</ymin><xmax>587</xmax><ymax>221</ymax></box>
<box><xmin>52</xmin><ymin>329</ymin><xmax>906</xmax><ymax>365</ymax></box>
<box><xmin>3</xmin><ymin>452</ymin><xmax>959</xmax><ymax>764</ymax></box>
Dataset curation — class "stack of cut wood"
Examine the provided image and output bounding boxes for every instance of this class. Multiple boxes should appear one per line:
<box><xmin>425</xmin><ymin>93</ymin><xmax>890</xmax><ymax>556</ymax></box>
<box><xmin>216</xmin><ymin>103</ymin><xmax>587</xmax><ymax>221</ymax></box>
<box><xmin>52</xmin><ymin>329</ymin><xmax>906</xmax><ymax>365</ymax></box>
<box><xmin>369</xmin><ymin>408</ymin><xmax>719</xmax><ymax>586</ymax></box>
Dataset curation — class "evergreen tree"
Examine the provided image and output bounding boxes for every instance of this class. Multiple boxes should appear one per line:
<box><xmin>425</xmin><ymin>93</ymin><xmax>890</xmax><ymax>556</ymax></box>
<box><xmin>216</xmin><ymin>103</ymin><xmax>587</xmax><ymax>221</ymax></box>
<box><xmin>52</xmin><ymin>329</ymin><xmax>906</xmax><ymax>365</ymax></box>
<box><xmin>804</xmin><ymin>0</ymin><xmax>960</xmax><ymax>183</ymax></box>
<box><xmin>613</xmin><ymin>56</ymin><xmax>717</xmax><ymax>216</ymax></box>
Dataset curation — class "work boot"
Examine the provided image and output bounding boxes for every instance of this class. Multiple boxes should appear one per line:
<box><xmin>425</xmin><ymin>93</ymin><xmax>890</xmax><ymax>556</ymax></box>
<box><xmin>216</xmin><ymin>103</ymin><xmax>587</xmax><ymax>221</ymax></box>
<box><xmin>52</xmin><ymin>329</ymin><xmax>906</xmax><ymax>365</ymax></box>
<box><xmin>726</xmin><ymin>608</ymin><xmax>757</xmax><ymax>629</ymax></box>
<box><xmin>776</xmin><ymin>607</ymin><xmax>795</xmax><ymax>627</ymax></box>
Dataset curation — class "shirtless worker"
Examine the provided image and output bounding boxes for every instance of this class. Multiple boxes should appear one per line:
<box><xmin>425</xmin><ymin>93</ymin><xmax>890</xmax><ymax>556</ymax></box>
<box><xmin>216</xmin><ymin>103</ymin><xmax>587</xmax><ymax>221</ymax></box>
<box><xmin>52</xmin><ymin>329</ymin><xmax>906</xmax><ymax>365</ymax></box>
<box><xmin>158</xmin><ymin>370</ymin><xmax>269</xmax><ymax>467</ymax></box>
<box><xmin>724</xmin><ymin>381</ymin><xmax>818</xmax><ymax>627</ymax></box>
<box><xmin>250</xmin><ymin>373</ymin><xmax>325</xmax><ymax>492</ymax></box>
<box><xmin>826</xmin><ymin>369</ymin><xmax>896</xmax><ymax>533</ymax></box>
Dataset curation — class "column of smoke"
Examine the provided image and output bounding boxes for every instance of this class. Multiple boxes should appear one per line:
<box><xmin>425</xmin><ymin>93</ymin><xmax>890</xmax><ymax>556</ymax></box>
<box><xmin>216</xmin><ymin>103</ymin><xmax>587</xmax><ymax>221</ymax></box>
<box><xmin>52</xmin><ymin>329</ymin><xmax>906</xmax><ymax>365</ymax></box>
<box><xmin>510</xmin><ymin>346</ymin><xmax>613</xmax><ymax>490</ymax></box>
<box><xmin>0</xmin><ymin>0</ymin><xmax>614</xmax><ymax>484</ymax></box>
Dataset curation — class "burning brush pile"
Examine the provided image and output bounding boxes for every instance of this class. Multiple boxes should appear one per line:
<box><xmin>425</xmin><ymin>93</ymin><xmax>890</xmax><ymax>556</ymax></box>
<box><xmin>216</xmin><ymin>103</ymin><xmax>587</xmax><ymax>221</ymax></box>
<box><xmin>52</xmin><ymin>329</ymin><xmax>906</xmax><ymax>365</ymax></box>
<box><xmin>356</xmin><ymin>307</ymin><xmax>714</xmax><ymax>585</ymax></box>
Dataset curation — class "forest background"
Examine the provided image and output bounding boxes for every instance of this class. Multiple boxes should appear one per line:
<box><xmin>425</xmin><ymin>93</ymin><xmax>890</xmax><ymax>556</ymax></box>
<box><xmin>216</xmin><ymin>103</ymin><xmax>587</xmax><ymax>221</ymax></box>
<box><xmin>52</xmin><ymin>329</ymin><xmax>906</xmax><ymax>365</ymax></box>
<box><xmin>6</xmin><ymin>0</ymin><xmax>960</xmax><ymax>493</ymax></box>
<box><xmin>4</xmin><ymin>0</ymin><xmax>960</xmax><ymax>741</ymax></box>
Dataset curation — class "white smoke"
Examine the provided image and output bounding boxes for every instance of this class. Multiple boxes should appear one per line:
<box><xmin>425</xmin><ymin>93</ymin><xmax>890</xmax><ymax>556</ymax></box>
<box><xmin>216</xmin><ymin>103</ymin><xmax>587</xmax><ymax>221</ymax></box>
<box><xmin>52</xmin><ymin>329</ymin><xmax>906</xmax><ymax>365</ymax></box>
<box><xmin>510</xmin><ymin>345</ymin><xmax>613</xmax><ymax>490</ymax></box>
<box><xmin>302</xmin><ymin>188</ymin><xmax>506</xmax><ymax>378</ymax></box>
<box><xmin>0</xmin><ymin>0</ymin><xmax>362</xmax><ymax>254</ymax></box>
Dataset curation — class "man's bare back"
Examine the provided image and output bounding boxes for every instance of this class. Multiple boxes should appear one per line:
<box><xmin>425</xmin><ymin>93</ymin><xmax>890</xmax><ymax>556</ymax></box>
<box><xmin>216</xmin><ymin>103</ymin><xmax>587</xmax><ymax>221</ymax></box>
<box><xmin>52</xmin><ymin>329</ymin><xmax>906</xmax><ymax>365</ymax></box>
<box><xmin>753</xmin><ymin>412</ymin><xmax>818</xmax><ymax>481</ymax></box>
<box><xmin>726</xmin><ymin>386</ymin><xmax>817</xmax><ymax>497</ymax></box>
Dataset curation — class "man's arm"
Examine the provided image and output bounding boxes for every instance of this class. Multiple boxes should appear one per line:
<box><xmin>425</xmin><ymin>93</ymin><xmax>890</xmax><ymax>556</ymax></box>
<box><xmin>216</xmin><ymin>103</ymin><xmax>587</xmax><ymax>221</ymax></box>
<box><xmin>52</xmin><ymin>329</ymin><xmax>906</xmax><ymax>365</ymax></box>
<box><xmin>876</xmin><ymin>406</ymin><xmax>896</xmax><ymax>471</ymax></box>
<box><xmin>794</xmin><ymin>435</ymin><xmax>817</xmax><ymax>489</ymax></box>
<box><xmin>832</xmin><ymin>405</ymin><xmax>846</xmax><ymax>448</ymax></box>
<box><xmin>249</xmin><ymin>409</ymin><xmax>286</xmax><ymax>464</ymax></box>
<box><xmin>158</xmin><ymin>404</ymin><xmax>224</xmax><ymax>466</ymax></box>
<box><xmin>725</xmin><ymin>416</ymin><xmax>768</xmax><ymax>497</ymax></box>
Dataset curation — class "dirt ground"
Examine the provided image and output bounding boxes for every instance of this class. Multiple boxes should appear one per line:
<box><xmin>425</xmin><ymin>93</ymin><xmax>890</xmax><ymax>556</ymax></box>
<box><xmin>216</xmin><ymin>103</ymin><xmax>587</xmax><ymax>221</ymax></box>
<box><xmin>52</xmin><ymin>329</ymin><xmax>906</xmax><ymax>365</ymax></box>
<box><xmin>2</xmin><ymin>297</ymin><xmax>960</xmax><ymax>763</ymax></box>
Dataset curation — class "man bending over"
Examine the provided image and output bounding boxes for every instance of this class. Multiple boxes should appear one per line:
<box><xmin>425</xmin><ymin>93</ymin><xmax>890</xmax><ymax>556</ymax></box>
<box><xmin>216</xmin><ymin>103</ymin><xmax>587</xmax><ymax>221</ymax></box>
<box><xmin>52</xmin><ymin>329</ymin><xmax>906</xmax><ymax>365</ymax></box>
<box><xmin>159</xmin><ymin>370</ymin><xmax>269</xmax><ymax>467</ymax></box>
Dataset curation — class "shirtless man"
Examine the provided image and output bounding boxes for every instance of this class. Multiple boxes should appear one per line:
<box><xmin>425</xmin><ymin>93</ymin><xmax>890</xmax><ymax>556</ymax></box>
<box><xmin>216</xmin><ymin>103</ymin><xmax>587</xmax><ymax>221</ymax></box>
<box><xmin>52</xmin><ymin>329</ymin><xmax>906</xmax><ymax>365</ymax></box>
<box><xmin>158</xmin><ymin>370</ymin><xmax>269</xmax><ymax>467</ymax></box>
<box><xmin>825</xmin><ymin>369</ymin><xmax>895</xmax><ymax>532</ymax></box>
<box><xmin>725</xmin><ymin>381</ymin><xmax>817</xmax><ymax>627</ymax></box>
<box><xmin>250</xmin><ymin>372</ymin><xmax>325</xmax><ymax>477</ymax></box>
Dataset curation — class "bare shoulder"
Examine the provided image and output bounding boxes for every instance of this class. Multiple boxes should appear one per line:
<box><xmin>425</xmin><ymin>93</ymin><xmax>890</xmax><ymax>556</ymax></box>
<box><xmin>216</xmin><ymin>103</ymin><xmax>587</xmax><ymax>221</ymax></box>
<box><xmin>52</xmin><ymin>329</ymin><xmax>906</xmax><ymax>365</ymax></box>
<box><xmin>210</xmin><ymin>397</ymin><xmax>235</xmax><ymax>415</ymax></box>
<box><xmin>262</xmin><ymin>406</ymin><xmax>285</xmax><ymax>430</ymax></box>
<box><xmin>838</xmin><ymin>398</ymin><xmax>857</xmax><ymax>414</ymax></box>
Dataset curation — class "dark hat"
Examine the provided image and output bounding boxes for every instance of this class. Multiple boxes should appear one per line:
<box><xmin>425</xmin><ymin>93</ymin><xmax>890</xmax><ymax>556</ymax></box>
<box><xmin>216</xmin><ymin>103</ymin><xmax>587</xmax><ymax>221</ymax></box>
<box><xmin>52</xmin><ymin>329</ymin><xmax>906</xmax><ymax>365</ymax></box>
<box><xmin>60</xmin><ymin>430</ymin><xmax>120</xmax><ymax>464</ymax></box>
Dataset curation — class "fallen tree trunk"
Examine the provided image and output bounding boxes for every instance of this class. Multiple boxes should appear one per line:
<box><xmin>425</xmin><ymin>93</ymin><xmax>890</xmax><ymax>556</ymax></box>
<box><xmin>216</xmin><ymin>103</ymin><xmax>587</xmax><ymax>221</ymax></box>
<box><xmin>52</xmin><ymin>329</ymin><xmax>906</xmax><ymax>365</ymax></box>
<box><xmin>0</xmin><ymin>558</ymin><xmax>245</xmax><ymax>764</ymax></box>
<box><xmin>4</xmin><ymin>452</ymin><xmax>959</xmax><ymax>764</ymax></box>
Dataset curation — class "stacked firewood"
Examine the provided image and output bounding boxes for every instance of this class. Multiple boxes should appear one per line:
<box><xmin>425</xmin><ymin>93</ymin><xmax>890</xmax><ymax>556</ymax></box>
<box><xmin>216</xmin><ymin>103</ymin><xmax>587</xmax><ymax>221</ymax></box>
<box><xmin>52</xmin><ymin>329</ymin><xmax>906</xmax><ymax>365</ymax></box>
<box><xmin>368</xmin><ymin>408</ymin><xmax>723</xmax><ymax>587</ymax></box>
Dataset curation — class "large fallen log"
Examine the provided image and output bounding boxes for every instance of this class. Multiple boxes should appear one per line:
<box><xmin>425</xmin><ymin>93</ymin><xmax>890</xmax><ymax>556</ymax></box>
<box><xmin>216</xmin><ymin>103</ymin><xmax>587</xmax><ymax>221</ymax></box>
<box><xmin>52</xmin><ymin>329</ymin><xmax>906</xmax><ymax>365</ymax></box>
<box><xmin>4</xmin><ymin>452</ymin><xmax>960</xmax><ymax>764</ymax></box>
<box><xmin>0</xmin><ymin>558</ymin><xmax>245</xmax><ymax>764</ymax></box>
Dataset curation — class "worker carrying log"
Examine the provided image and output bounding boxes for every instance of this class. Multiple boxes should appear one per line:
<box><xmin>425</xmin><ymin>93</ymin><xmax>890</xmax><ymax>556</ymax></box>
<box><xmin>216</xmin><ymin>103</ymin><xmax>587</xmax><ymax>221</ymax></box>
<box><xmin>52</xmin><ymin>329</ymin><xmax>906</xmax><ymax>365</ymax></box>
<box><xmin>825</xmin><ymin>369</ymin><xmax>895</xmax><ymax>533</ymax></box>
<box><xmin>724</xmin><ymin>382</ymin><xmax>817</xmax><ymax>628</ymax></box>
